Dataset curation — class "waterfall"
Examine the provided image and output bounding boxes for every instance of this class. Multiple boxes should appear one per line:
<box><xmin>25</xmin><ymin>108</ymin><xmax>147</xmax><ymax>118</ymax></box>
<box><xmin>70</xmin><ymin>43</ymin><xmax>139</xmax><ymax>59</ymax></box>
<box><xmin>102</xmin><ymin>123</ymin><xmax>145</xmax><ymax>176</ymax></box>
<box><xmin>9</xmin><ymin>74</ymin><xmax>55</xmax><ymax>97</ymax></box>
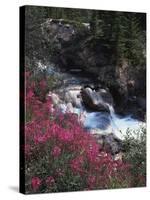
<box><xmin>107</xmin><ymin>104</ymin><xmax>115</xmax><ymax>118</ymax></box>
<box><xmin>106</xmin><ymin>104</ymin><xmax>122</xmax><ymax>134</ymax></box>
<box><xmin>106</xmin><ymin>103</ymin><xmax>144</xmax><ymax>139</ymax></box>
<box><xmin>83</xmin><ymin>102</ymin><xmax>144</xmax><ymax>140</ymax></box>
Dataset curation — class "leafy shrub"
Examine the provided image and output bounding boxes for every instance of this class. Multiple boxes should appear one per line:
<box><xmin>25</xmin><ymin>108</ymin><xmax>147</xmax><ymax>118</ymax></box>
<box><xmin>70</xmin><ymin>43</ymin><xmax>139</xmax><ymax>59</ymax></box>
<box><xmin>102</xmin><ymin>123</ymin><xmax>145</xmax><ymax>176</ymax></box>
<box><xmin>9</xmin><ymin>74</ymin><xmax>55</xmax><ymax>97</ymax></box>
<box><xmin>24</xmin><ymin>71</ymin><xmax>138</xmax><ymax>193</ymax></box>
<box><xmin>26</xmin><ymin>70</ymin><xmax>62</xmax><ymax>103</ymax></box>
<box><xmin>122</xmin><ymin>126</ymin><xmax>146</xmax><ymax>187</ymax></box>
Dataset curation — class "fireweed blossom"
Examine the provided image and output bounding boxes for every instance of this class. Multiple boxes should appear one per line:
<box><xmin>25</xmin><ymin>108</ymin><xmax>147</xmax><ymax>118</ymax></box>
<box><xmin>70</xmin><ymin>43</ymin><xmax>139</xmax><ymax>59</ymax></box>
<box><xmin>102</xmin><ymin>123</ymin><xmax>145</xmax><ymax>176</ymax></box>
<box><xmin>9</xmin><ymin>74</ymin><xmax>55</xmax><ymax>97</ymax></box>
<box><xmin>25</xmin><ymin>71</ymin><xmax>133</xmax><ymax>193</ymax></box>
<box><xmin>45</xmin><ymin>176</ymin><xmax>55</xmax><ymax>187</ymax></box>
<box><xmin>51</xmin><ymin>146</ymin><xmax>61</xmax><ymax>157</ymax></box>
<box><xmin>31</xmin><ymin>177</ymin><xmax>41</xmax><ymax>191</ymax></box>
<box><xmin>87</xmin><ymin>175</ymin><xmax>96</xmax><ymax>189</ymax></box>
<box><xmin>70</xmin><ymin>156</ymin><xmax>84</xmax><ymax>174</ymax></box>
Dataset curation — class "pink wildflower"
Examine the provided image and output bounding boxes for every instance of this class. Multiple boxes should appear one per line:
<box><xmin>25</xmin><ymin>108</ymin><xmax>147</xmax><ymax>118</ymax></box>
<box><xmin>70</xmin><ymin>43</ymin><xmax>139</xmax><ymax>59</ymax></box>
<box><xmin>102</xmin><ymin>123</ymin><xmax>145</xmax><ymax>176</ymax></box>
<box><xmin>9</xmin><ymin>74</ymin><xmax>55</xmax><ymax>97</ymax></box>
<box><xmin>39</xmin><ymin>80</ymin><xmax>47</xmax><ymax>89</ymax></box>
<box><xmin>31</xmin><ymin>177</ymin><xmax>41</xmax><ymax>191</ymax></box>
<box><xmin>45</xmin><ymin>176</ymin><xmax>55</xmax><ymax>186</ymax></box>
<box><xmin>59</xmin><ymin>130</ymin><xmax>74</xmax><ymax>143</ymax></box>
<box><xmin>70</xmin><ymin>156</ymin><xmax>84</xmax><ymax>174</ymax></box>
<box><xmin>87</xmin><ymin>175</ymin><xmax>96</xmax><ymax>188</ymax></box>
<box><xmin>27</xmin><ymin>89</ymin><xmax>34</xmax><ymax>99</ymax></box>
<box><xmin>51</xmin><ymin>146</ymin><xmax>61</xmax><ymax>157</ymax></box>
<box><xmin>34</xmin><ymin>134</ymin><xmax>47</xmax><ymax>144</ymax></box>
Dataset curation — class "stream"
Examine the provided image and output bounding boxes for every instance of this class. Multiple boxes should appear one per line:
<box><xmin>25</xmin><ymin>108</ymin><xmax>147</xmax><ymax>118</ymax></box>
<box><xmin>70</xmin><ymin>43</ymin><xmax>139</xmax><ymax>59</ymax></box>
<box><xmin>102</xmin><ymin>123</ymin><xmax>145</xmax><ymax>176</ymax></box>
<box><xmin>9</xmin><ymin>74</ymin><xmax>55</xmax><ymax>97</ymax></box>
<box><xmin>40</xmin><ymin>62</ymin><xmax>145</xmax><ymax>140</ymax></box>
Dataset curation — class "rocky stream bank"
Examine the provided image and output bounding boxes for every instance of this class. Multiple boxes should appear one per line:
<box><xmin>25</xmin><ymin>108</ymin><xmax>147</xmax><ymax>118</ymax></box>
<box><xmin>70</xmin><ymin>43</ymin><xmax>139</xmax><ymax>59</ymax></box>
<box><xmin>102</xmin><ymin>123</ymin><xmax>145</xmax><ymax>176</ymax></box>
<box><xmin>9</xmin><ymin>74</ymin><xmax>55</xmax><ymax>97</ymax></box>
<box><xmin>25</xmin><ymin>18</ymin><xmax>146</xmax><ymax>159</ymax></box>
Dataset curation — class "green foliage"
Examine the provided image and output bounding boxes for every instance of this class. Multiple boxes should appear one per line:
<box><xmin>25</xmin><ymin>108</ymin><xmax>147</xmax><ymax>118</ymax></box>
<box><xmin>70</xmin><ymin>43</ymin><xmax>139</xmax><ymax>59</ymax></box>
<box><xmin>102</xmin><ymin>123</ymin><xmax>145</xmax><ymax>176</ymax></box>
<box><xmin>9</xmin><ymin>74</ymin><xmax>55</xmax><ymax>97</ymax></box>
<box><xmin>115</xmin><ymin>13</ymin><xmax>146</xmax><ymax>66</ymax></box>
<box><xmin>25</xmin><ymin>6</ymin><xmax>146</xmax><ymax>68</ymax></box>
<box><xmin>123</xmin><ymin>126</ymin><xmax>146</xmax><ymax>187</ymax></box>
<box><xmin>27</xmin><ymin>70</ymin><xmax>61</xmax><ymax>102</ymax></box>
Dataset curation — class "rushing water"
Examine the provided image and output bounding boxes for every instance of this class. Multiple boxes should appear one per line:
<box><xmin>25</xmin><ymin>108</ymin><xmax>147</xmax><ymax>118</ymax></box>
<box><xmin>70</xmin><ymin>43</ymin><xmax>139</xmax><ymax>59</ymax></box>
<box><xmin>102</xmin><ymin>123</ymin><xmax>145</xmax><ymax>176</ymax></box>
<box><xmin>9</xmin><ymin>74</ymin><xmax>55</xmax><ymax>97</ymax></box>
<box><xmin>57</xmin><ymin>94</ymin><xmax>144</xmax><ymax>140</ymax></box>
<box><xmin>84</xmin><ymin>104</ymin><xmax>144</xmax><ymax>139</ymax></box>
<box><xmin>45</xmin><ymin>63</ymin><xmax>145</xmax><ymax>140</ymax></box>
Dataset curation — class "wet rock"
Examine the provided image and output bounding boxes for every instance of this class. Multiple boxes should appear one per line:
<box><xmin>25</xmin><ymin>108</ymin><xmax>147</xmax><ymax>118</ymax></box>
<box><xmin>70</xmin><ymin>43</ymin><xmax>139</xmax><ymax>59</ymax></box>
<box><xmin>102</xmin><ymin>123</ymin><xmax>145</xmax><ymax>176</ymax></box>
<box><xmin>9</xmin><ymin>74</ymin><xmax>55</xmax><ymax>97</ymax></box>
<box><xmin>57</xmin><ymin>103</ymin><xmax>66</xmax><ymax>113</ymax></box>
<box><xmin>57</xmin><ymin>102</ymin><xmax>76</xmax><ymax>114</ymax></box>
<box><xmin>65</xmin><ymin>89</ymin><xmax>82</xmax><ymax>108</ymax></box>
<box><xmin>42</xmin><ymin>18</ymin><xmax>76</xmax><ymax>42</ymax></box>
<box><xmin>93</xmin><ymin>133</ymin><xmax>123</xmax><ymax>155</ymax></box>
<box><xmin>81</xmin><ymin>87</ymin><xmax>113</xmax><ymax>112</ymax></box>
<box><xmin>97</xmin><ymin>88</ymin><xmax>113</xmax><ymax>105</ymax></box>
<box><xmin>136</xmin><ymin>97</ymin><xmax>146</xmax><ymax>111</ymax></box>
<box><xmin>66</xmin><ymin>102</ymin><xmax>74</xmax><ymax>113</ymax></box>
<box><xmin>48</xmin><ymin>92</ymin><xmax>61</xmax><ymax>105</ymax></box>
<box><xmin>113</xmin><ymin>152</ymin><xmax>123</xmax><ymax>161</ymax></box>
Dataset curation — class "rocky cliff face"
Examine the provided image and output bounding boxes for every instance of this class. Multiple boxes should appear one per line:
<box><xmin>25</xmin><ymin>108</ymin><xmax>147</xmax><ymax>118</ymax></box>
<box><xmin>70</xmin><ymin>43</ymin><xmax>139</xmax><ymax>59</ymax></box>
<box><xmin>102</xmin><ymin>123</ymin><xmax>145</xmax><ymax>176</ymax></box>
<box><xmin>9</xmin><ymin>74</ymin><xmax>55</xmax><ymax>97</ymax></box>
<box><xmin>25</xmin><ymin>18</ymin><xmax>146</xmax><ymax>120</ymax></box>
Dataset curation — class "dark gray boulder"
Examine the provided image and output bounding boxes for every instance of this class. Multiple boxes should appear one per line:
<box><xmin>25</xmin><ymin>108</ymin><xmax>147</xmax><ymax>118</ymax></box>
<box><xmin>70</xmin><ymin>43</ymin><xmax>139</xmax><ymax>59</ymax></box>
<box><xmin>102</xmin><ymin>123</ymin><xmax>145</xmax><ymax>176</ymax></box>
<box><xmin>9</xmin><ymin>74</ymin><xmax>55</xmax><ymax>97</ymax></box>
<box><xmin>94</xmin><ymin>133</ymin><xmax>123</xmax><ymax>155</ymax></box>
<box><xmin>81</xmin><ymin>87</ymin><xmax>113</xmax><ymax>112</ymax></box>
<box><xmin>136</xmin><ymin>97</ymin><xmax>146</xmax><ymax>111</ymax></box>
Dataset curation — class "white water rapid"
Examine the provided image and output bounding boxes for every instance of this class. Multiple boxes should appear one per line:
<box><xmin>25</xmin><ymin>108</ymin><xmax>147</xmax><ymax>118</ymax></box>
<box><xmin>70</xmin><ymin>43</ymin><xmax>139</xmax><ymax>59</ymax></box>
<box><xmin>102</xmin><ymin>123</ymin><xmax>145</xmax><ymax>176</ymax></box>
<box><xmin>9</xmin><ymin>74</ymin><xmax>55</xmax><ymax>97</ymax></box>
<box><xmin>46</xmin><ymin>64</ymin><xmax>145</xmax><ymax>140</ymax></box>
<box><xmin>84</xmin><ymin>103</ymin><xmax>144</xmax><ymax>140</ymax></box>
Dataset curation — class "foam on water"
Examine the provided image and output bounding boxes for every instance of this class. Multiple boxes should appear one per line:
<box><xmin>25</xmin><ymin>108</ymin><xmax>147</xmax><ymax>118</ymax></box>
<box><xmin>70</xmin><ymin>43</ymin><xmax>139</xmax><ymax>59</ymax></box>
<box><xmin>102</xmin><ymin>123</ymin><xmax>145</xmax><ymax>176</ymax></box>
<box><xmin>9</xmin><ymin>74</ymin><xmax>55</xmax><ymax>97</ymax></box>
<box><xmin>47</xmin><ymin>65</ymin><xmax>145</xmax><ymax>140</ymax></box>
<box><xmin>84</xmin><ymin>112</ymin><xmax>110</xmax><ymax>130</ymax></box>
<box><xmin>59</xmin><ymin>94</ymin><xmax>144</xmax><ymax>140</ymax></box>
<box><xmin>83</xmin><ymin>104</ymin><xmax>144</xmax><ymax>140</ymax></box>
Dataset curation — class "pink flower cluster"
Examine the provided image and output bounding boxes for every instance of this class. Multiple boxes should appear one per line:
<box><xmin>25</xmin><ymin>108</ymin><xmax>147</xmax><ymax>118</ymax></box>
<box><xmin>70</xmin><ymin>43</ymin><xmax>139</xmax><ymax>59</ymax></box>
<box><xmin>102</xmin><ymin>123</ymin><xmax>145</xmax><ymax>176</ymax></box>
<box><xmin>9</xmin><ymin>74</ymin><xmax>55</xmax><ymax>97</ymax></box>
<box><xmin>31</xmin><ymin>177</ymin><xmax>41</xmax><ymax>191</ymax></box>
<box><xmin>46</xmin><ymin>176</ymin><xmax>55</xmax><ymax>186</ymax></box>
<box><xmin>24</xmin><ymin>71</ymin><xmax>132</xmax><ymax>193</ymax></box>
<box><xmin>70</xmin><ymin>156</ymin><xmax>84</xmax><ymax>174</ymax></box>
<box><xmin>51</xmin><ymin>146</ymin><xmax>61</xmax><ymax>157</ymax></box>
